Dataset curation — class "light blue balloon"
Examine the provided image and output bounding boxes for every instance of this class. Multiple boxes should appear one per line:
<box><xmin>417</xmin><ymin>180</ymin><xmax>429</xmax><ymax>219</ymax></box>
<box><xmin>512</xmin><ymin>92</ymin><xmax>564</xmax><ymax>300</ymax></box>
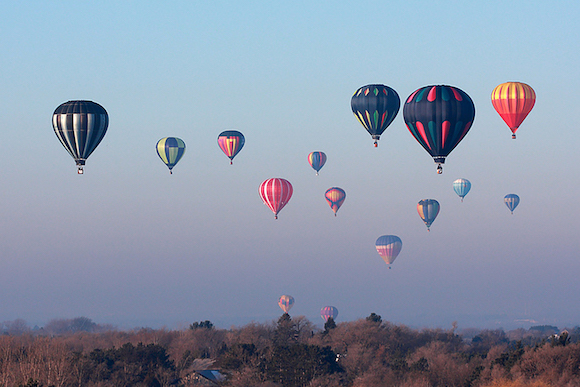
<box><xmin>453</xmin><ymin>178</ymin><xmax>471</xmax><ymax>201</ymax></box>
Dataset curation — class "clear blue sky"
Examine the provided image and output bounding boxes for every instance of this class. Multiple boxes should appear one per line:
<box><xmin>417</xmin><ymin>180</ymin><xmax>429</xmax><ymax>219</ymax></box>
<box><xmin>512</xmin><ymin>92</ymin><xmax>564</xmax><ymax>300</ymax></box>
<box><xmin>0</xmin><ymin>0</ymin><xmax>578</xmax><ymax>330</ymax></box>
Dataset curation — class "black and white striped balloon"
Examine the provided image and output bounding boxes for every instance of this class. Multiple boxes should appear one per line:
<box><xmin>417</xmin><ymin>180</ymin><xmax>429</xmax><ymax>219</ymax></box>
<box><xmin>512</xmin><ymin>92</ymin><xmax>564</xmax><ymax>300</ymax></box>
<box><xmin>52</xmin><ymin>100</ymin><xmax>108</xmax><ymax>174</ymax></box>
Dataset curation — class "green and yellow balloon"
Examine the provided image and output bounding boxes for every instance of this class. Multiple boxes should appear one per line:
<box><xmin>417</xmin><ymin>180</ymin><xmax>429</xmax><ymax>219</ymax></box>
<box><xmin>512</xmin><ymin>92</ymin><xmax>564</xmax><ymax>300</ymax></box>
<box><xmin>156</xmin><ymin>137</ymin><xmax>186</xmax><ymax>174</ymax></box>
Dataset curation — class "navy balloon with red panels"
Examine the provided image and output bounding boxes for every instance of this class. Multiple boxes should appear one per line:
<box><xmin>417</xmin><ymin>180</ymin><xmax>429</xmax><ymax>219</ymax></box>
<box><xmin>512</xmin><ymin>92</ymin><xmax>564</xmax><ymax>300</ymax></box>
<box><xmin>403</xmin><ymin>85</ymin><xmax>475</xmax><ymax>173</ymax></box>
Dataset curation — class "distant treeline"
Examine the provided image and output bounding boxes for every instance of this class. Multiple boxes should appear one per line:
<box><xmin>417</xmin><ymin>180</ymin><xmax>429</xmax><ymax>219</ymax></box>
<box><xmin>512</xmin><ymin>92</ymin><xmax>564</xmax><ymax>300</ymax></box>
<box><xmin>1</xmin><ymin>315</ymin><xmax>579</xmax><ymax>386</ymax></box>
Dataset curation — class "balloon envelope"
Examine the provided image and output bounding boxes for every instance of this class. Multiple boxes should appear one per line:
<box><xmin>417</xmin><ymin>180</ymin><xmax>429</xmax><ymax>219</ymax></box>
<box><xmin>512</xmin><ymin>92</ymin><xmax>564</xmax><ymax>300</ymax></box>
<box><xmin>491</xmin><ymin>82</ymin><xmax>535</xmax><ymax>139</ymax></box>
<box><xmin>217</xmin><ymin>130</ymin><xmax>245</xmax><ymax>164</ymax></box>
<box><xmin>321</xmin><ymin>306</ymin><xmax>338</xmax><ymax>322</ymax></box>
<box><xmin>308</xmin><ymin>151</ymin><xmax>327</xmax><ymax>174</ymax></box>
<box><xmin>403</xmin><ymin>85</ymin><xmax>475</xmax><ymax>173</ymax></box>
<box><xmin>351</xmin><ymin>84</ymin><xmax>400</xmax><ymax>147</ymax></box>
<box><xmin>325</xmin><ymin>187</ymin><xmax>346</xmax><ymax>216</ymax></box>
<box><xmin>259</xmin><ymin>178</ymin><xmax>293</xmax><ymax>219</ymax></box>
<box><xmin>375</xmin><ymin>235</ymin><xmax>402</xmax><ymax>266</ymax></box>
<box><xmin>453</xmin><ymin>178</ymin><xmax>471</xmax><ymax>201</ymax></box>
<box><xmin>417</xmin><ymin>199</ymin><xmax>440</xmax><ymax>230</ymax></box>
<box><xmin>278</xmin><ymin>295</ymin><xmax>295</xmax><ymax>314</ymax></box>
<box><xmin>504</xmin><ymin>194</ymin><xmax>520</xmax><ymax>214</ymax></box>
<box><xmin>52</xmin><ymin>100</ymin><xmax>109</xmax><ymax>174</ymax></box>
<box><xmin>156</xmin><ymin>137</ymin><xmax>186</xmax><ymax>173</ymax></box>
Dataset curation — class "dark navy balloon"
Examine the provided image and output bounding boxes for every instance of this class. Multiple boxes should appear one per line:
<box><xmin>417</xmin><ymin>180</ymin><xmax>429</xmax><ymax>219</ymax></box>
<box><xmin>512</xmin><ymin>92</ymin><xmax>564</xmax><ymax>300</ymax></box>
<box><xmin>351</xmin><ymin>84</ymin><xmax>400</xmax><ymax>147</ymax></box>
<box><xmin>403</xmin><ymin>85</ymin><xmax>475</xmax><ymax>174</ymax></box>
<box><xmin>52</xmin><ymin>100</ymin><xmax>109</xmax><ymax>174</ymax></box>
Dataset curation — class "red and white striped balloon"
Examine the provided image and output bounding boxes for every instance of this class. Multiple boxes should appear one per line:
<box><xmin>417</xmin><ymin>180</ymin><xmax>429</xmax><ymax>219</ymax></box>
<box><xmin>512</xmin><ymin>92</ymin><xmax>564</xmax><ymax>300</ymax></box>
<box><xmin>259</xmin><ymin>178</ymin><xmax>293</xmax><ymax>219</ymax></box>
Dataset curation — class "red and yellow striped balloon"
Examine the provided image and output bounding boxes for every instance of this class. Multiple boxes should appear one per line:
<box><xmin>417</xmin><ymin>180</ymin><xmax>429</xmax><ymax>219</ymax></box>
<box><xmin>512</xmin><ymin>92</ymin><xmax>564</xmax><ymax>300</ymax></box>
<box><xmin>324</xmin><ymin>187</ymin><xmax>346</xmax><ymax>216</ymax></box>
<box><xmin>217</xmin><ymin>130</ymin><xmax>245</xmax><ymax>164</ymax></box>
<box><xmin>491</xmin><ymin>82</ymin><xmax>536</xmax><ymax>139</ymax></box>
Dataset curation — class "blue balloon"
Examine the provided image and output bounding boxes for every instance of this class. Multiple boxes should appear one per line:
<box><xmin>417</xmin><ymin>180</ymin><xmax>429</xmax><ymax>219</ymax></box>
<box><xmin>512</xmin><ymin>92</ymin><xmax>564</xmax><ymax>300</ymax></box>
<box><xmin>308</xmin><ymin>151</ymin><xmax>327</xmax><ymax>175</ymax></box>
<box><xmin>453</xmin><ymin>178</ymin><xmax>471</xmax><ymax>201</ymax></box>
<box><xmin>417</xmin><ymin>199</ymin><xmax>440</xmax><ymax>231</ymax></box>
<box><xmin>504</xmin><ymin>194</ymin><xmax>520</xmax><ymax>214</ymax></box>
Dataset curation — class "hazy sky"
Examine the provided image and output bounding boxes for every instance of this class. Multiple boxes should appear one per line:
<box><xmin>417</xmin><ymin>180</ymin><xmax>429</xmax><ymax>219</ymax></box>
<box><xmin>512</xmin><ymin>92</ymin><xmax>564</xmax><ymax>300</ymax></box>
<box><xmin>0</xmin><ymin>1</ymin><xmax>578</xmax><ymax>330</ymax></box>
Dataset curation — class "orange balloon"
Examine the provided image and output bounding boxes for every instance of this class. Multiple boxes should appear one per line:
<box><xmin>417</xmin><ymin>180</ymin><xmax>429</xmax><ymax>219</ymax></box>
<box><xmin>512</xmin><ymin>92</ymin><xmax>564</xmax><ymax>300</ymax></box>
<box><xmin>491</xmin><ymin>82</ymin><xmax>536</xmax><ymax>139</ymax></box>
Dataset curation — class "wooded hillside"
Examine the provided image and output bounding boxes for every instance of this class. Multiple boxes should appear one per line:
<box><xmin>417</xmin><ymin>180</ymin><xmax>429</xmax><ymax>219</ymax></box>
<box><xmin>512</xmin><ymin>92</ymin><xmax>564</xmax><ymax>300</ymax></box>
<box><xmin>0</xmin><ymin>315</ymin><xmax>578</xmax><ymax>386</ymax></box>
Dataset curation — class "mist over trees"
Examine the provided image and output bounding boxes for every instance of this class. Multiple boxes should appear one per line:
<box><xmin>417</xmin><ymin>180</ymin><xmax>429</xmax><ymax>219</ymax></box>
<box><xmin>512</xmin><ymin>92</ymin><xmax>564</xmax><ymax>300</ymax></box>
<box><xmin>1</xmin><ymin>316</ymin><xmax>580</xmax><ymax>386</ymax></box>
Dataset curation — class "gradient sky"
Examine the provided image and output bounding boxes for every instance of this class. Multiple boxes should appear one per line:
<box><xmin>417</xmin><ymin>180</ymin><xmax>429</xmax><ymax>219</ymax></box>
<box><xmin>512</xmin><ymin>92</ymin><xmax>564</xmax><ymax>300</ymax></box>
<box><xmin>0</xmin><ymin>0</ymin><xmax>578</xmax><ymax>330</ymax></box>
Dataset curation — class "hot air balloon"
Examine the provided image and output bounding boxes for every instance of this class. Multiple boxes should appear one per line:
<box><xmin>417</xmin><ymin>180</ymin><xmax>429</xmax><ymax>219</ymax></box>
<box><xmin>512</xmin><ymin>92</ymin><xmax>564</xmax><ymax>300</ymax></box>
<box><xmin>351</xmin><ymin>84</ymin><xmax>400</xmax><ymax>147</ymax></box>
<box><xmin>453</xmin><ymin>178</ymin><xmax>471</xmax><ymax>202</ymax></box>
<box><xmin>417</xmin><ymin>199</ymin><xmax>440</xmax><ymax>231</ymax></box>
<box><xmin>321</xmin><ymin>306</ymin><xmax>338</xmax><ymax>322</ymax></box>
<box><xmin>52</xmin><ymin>100</ymin><xmax>109</xmax><ymax>174</ymax></box>
<box><xmin>403</xmin><ymin>85</ymin><xmax>475</xmax><ymax>174</ymax></box>
<box><xmin>504</xmin><ymin>194</ymin><xmax>520</xmax><ymax>214</ymax></box>
<box><xmin>375</xmin><ymin>235</ymin><xmax>402</xmax><ymax>269</ymax></box>
<box><xmin>278</xmin><ymin>295</ymin><xmax>295</xmax><ymax>314</ymax></box>
<box><xmin>308</xmin><ymin>151</ymin><xmax>327</xmax><ymax>175</ymax></box>
<box><xmin>491</xmin><ymin>82</ymin><xmax>535</xmax><ymax>139</ymax></box>
<box><xmin>217</xmin><ymin>130</ymin><xmax>245</xmax><ymax>164</ymax></box>
<box><xmin>325</xmin><ymin>187</ymin><xmax>346</xmax><ymax>216</ymax></box>
<box><xmin>259</xmin><ymin>178</ymin><xmax>293</xmax><ymax>219</ymax></box>
<box><xmin>156</xmin><ymin>137</ymin><xmax>186</xmax><ymax>174</ymax></box>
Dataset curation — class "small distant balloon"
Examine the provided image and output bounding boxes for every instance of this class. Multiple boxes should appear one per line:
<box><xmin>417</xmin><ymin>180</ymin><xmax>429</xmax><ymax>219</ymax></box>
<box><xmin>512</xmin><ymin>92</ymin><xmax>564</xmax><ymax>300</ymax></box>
<box><xmin>259</xmin><ymin>178</ymin><xmax>293</xmax><ymax>219</ymax></box>
<box><xmin>325</xmin><ymin>187</ymin><xmax>346</xmax><ymax>216</ymax></box>
<box><xmin>453</xmin><ymin>178</ymin><xmax>471</xmax><ymax>202</ymax></box>
<box><xmin>351</xmin><ymin>84</ymin><xmax>400</xmax><ymax>147</ymax></box>
<box><xmin>321</xmin><ymin>306</ymin><xmax>338</xmax><ymax>322</ymax></box>
<box><xmin>308</xmin><ymin>151</ymin><xmax>327</xmax><ymax>175</ymax></box>
<box><xmin>217</xmin><ymin>130</ymin><xmax>245</xmax><ymax>164</ymax></box>
<box><xmin>52</xmin><ymin>100</ymin><xmax>109</xmax><ymax>174</ymax></box>
<box><xmin>504</xmin><ymin>194</ymin><xmax>520</xmax><ymax>214</ymax></box>
<box><xmin>375</xmin><ymin>235</ymin><xmax>402</xmax><ymax>268</ymax></box>
<box><xmin>278</xmin><ymin>295</ymin><xmax>295</xmax><ymax>314</ymax></box>
<box><xmin>156</xmin><ymin>137</ymin><xmax>186</xmax><ymax>174</ymax></box>
<box><xmin>417</xmin><ymin>199</ymin><xmax>440</xmax><ymax>231</ymax></box>
<box><xmin>491</xmin><ymin>82</ymin><xmax>536</xmax><ymax>139</ymax></box>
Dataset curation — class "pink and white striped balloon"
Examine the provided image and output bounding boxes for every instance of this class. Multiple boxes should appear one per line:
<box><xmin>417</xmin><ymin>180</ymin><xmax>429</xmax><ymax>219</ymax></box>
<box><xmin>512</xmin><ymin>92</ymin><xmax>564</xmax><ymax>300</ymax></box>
<box><xmin>259</xmin><ymin>178</ymin><xmax>293</xmax><ymax>219</ymax></box>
